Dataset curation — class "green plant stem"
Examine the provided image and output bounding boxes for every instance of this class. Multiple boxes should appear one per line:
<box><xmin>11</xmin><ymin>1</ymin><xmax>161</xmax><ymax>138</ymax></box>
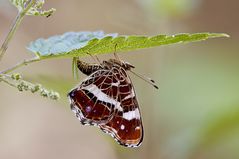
<box><xmin>0</xmin><ymin>12</ymin><xmax>25</xmax><ymax>61</ymax></box>
<box><xmin>1</xmin><ymin>57</ymin><xmax>41</xmax><ymax>74</ymax></box>
<box><xmin>0</xmin><ymin>0</ymin><xmax>37</xmax><ymax>62</ymax></box>
<box><xmin>0</xmin><ymin>74</ymin><xmax>16</xmax><ymax>87</ymax></box>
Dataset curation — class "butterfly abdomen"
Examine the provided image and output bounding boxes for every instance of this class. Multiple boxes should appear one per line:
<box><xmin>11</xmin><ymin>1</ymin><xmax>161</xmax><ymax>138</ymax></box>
<box><xmin>77</xmin><ymin>60</ymin><xmax>103</xmax><ymax>75</ymax></box>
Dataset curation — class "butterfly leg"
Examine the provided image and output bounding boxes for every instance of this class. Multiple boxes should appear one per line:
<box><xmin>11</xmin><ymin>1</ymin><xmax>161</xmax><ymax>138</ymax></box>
<box><xmin>113</xmin><ymin>44</ymin><xmax>121</xmax><ymax>61</ymax></box>
<box><xmin>87</xmin><ymin>52</ymin><xmax>101</xmax><ymax>64</ymax></box>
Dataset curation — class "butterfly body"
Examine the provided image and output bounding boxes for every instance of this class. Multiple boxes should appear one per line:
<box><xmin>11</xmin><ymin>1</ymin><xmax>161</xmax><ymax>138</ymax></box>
<box><xmin>68</xmin><ymin>59</ymin><xmax>143</xmax><ymax>147</ymax></box>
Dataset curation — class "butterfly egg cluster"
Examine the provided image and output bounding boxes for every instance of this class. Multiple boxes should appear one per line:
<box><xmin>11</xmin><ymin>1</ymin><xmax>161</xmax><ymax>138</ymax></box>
<box><xmin>10</xmin><ymin>73</ymin><xmax>60</xmax><ymax>100</ymax></box>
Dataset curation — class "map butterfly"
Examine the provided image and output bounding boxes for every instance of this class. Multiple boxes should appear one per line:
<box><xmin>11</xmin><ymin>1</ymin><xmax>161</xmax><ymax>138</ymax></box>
<box><xmin>68</xmin><ymin>58</ymin><xmax>158</xmax><ymax>147</ymax></box>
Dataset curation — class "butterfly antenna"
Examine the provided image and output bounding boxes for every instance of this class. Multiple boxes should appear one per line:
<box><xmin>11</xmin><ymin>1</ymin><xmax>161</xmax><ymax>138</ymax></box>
<box><xmin>129</xmin><ymin>70</ymin><xmax>159</xmax><ymax>89</ymax></box>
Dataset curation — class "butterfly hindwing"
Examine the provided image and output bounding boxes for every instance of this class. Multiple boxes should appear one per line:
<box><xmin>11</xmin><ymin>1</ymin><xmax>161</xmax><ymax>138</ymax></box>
<box><xmin>97</xmin><ymin>67</ymin><xmax>143</xmax><ymax>147</ymax></box>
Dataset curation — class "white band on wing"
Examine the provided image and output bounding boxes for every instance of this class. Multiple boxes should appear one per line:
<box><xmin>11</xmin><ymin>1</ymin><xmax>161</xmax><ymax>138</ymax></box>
<box><xmin>83</xmin><ymin>84</ymin><xmax>123</xmax><ymax>111</ymax></box>
<box><xmin>123</xmin><ymin>108</ymin><xmax>140</xmax><ymax>120</ymax></box>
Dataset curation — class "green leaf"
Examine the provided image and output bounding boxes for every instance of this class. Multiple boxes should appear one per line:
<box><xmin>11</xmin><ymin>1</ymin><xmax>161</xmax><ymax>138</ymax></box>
<box><xmin>27</xmin><ymin>31</ymin><xmax>118</xmax><ymax>56</ymax></box>
<box><xmin>27</xmin><ymin>31</ymin><xmax>229</xmax><ymax>59</ymax></box>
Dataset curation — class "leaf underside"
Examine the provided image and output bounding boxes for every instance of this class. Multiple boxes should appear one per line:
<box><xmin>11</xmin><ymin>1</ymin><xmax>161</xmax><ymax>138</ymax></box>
<box><xmin>27</xmin><ymin>31</ymin><xmax>229</xmax><ymax>59</ymax></box>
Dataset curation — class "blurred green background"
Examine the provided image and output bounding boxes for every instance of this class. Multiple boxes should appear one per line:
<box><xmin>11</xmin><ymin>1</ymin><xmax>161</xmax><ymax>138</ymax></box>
<box><xmin>0</xmin><ymin>0</ymin><xmax>238</xmax><ymax>159</ymax></box>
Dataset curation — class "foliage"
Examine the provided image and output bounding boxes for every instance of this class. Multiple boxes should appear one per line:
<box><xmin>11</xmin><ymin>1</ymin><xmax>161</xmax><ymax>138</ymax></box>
<box><xmin>0</xmin><ymin>0</ymin><xmax>228</xmax><ymax>100</ymax></box>
<box><xmin>28</xmin><ymin>31</ymin><xmax>228</xmax><ymax>59</ymax></box>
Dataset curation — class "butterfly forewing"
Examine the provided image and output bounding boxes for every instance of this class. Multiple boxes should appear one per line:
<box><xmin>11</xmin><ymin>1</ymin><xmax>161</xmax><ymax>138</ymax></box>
<box><xmin>69</xmin><ymin>69</ymin><xmax>115</xmax><ymax>125</ymax></box>
<box><xmin>68</xmin><ymin>61</ymin><xmax>143</xmax><ymax>147</ymax></box>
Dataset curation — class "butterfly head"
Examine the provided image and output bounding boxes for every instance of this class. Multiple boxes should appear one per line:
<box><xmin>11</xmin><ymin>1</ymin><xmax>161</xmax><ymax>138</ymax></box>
<box><xmin>102</xmin><ymin>59</ymin><xmax>135</xmax><ymax>70</ymax></box>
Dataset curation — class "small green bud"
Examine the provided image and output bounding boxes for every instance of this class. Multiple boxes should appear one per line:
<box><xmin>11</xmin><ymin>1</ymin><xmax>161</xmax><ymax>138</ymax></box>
<box><xmin>31</xmin><ymin>84</ymin><xmax>41</xmax><ymax>93</ymax></box>
<box><xmin>17</xmin><ymin>84</ymin><xmax>23</xmax><ymax>91</ymax></box>
<box><xmin>11</xmin><ymin>73</ymin><xmax>22</xmax><ymax>80</ymax></box>
<box><xmin>23</xmin><ymin>84</ymin><xmax>29</xmax><ymax>91</ymax></box>
<box><xmin>35</xmin><ymin>0</ymin><xmax>44</xmax><ymax>9</ymax></box>
<box><xmin>40</xmin><ymin>89</ymin><xmax>49</xmax><ymax>97</ymax></box>
<box><xmin>49</xmin><ymin>91</ymin><xmax>60</xmax><ymax>100</ymax></box>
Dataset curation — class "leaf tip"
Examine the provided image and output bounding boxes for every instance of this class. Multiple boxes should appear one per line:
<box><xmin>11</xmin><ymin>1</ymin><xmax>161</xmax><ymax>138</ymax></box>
<box><xmin>223</xmin><ymin>33</ymin><xmax>230</xmax><ymax>38</ymax></box>
<box><xmin>211</xmin><ymin>33</ymin><xmax>230</xmax><ymax>38</ymax></box>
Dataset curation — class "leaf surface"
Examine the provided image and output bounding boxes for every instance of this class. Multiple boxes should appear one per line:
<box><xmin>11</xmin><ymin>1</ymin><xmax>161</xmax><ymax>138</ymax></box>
<box><xmin>27</xmin><ymin>31</ymin><xmax>229</xmax><ymax>59</ymax></box>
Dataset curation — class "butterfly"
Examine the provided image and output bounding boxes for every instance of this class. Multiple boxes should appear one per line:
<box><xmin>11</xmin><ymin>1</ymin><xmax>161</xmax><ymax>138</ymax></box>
<box><xmin>68</xmin><ymin>58</ymin><xmax>158</xmax><ymax>147</ymax></box>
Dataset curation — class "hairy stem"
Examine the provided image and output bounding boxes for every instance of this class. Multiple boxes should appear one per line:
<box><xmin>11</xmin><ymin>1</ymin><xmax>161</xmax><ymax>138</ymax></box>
<box><xmin>0</xmin><ymin>0</ymin><xmax>37</xmax><ymax>62</ymax></box>
<box><xmin>0</xmin><ymin>74</ymin><xmax>16</xmax><ymax>87</ymax></box>
<box><xmin>1</xmin><ymin>57</ymin><xmax>41</xmax><ymax>74</ymax></box>
<box><xmin>0</xmin><ymin>12</ymin><xmax>25</xmax><ymax>61</ymax></box>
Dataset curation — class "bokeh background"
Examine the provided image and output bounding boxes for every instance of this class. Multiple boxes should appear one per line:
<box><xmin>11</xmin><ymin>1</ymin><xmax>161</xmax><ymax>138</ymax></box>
<box><xmin>0</xmin><ymin>0</ymin><xmax>238</xmax><ymax>159</ymax></box>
